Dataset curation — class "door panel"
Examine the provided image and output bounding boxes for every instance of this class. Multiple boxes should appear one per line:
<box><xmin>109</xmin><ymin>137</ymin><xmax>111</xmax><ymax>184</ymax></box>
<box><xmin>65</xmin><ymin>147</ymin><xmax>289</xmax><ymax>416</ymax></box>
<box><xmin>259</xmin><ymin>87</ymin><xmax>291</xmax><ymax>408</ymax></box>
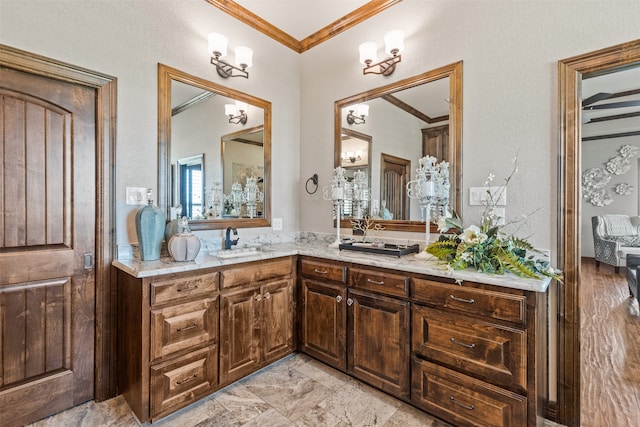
<box><xmin>381</xmin><ymin>153</ymin><xmax>410</xmax><ymax>220</ymax></box>
<box><xmin>0</xmin><ymin>66</ymin><xmax>96</xmax><ymax>426</ymax></box>
<box><xmin>261</xmin><ymin>278</ymin><xmax>294</xmax><ymax>363</ymax></box>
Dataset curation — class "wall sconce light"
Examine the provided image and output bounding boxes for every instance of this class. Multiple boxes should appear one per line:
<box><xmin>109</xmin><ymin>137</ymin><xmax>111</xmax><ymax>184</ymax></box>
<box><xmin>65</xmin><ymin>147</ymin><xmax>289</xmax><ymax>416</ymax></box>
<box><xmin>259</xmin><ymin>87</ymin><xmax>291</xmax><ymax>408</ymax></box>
<box><xmin>346</xmin><ymin>104</ymin><xmax>369</xmax><ymax>125</ymax></box>
<box><xmin>225</xmin><ymin>101</ymin><xmax>248</xmax><ymax>124</ymax></box>
<box><xmin>341</xmin><ymin>150</ymin><xmax>363</xmax><ymax>163</ymax></box>
<box><xmin>208</xmin><ymin>32</ymin><xmax>253</xmax><ymax>79</ymax></box>
<box><xmin>359</xmin><ymin>30</ymin><xmax>404</xmax><ymax>76</ymax></box>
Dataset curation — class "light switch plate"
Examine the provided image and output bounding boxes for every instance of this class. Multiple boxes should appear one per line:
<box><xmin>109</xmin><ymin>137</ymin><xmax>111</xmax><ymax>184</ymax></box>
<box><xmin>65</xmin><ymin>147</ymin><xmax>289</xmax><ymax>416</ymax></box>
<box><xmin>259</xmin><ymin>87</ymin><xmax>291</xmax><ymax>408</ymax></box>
<box><xmin>469</xmin><ymin>186</ymin><xmax>507</xmax><ymax>206</ymax></box>
<box><xmin>126</xmin><ymin>187</ymin><xmax>148</xmax><ymax>205</ymax></box>
<box><xmin>273</xmin><ymin>218</ymin><xmax>283</xmax><ymax>231</ymax></box>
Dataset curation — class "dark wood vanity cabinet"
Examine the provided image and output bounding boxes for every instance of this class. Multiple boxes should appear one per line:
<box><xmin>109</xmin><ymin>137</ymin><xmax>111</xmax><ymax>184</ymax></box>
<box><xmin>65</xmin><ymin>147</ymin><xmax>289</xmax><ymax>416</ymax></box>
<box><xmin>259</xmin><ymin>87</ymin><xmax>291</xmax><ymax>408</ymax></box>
<box><xmin>410</xmin><ymin>276</ymin><xmax>545</xmax><ymax>427</ymax></box>
<box><xmin>117</xmin><ymin>253</ymin><xmax>546</xmax><ymax>426</ymax></box>
<box><xmin>299</xmin><ymin>257</ymin><xmax>411</xmax><ymax>399</ymax></box>
<box><xmin>219</xmin><ymin>257</ymin><xmax>296</xmax><ymax>385</ymax></box>
<box><xmin>117</xmin><ymin>269</ymin><xmax>220</xmax><ymax>422</ymax></box>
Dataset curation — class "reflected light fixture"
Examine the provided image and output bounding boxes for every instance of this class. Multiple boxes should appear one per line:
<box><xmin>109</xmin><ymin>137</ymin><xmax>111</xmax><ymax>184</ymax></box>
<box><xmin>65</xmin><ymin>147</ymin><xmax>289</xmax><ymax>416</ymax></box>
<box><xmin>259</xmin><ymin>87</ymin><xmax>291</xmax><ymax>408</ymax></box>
<box><xmin>208</xmin><ymin>32</ymin><xmax>253</xmax><ymax>79</ymax></box>
<box><xmin>225</xmin><ymin>101</ymin><xmax>248</xmax><ymax>124</ymax></box>
<box><xmin>359</xmin><ymin>30</ymin><xmax>404</xmax><ymax>76</ymax></box>
<box><xmin>346</xmin><ymin>104</ymin><xmax>369</xmax><ymax>125</ymax></box>
<box><xmin>342</xmin><ymin>150</ymin><xmax>363</xmax><ymax>163</ymax></box>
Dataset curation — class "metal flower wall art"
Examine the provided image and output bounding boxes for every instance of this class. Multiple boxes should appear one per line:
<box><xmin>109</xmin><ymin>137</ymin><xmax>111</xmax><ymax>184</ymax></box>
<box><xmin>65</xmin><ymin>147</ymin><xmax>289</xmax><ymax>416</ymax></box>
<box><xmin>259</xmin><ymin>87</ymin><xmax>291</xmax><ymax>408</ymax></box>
<box><xmin>582</xmin><ymin>144</ymin><xmax>638</xmax><ymax>206</ymax></box>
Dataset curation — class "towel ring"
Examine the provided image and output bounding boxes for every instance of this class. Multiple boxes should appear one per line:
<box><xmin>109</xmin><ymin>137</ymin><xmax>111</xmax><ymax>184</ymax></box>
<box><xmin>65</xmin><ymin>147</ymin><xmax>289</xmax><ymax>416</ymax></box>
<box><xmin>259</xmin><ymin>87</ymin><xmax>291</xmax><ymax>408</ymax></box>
<box><xmin>305</xmin><ymin>174</ymin><xmax>319</xmax><ymax>194</ymax></box>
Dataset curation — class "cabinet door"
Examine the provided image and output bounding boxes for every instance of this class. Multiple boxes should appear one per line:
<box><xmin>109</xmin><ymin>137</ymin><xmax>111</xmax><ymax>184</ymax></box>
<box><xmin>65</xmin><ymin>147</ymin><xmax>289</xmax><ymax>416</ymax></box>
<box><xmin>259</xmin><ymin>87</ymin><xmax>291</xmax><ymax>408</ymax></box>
<box><xmin>261</xmin><ymin>278</ymin><xmax>294</xmax><ymax>364</ymax></box>
<box><xmin>348</xmin><ymin>289</ymin><xmax>410</xmax><ymax>399</ymax></box>
<box><xmin>300</xmin><ymin>279</ymin><xmax>347</xmax><ymax>371</ymax></box>
<box><xmin>219</xmin><ymin>286</ymin><xmax>260</xmax><ymax>385</ymax></box>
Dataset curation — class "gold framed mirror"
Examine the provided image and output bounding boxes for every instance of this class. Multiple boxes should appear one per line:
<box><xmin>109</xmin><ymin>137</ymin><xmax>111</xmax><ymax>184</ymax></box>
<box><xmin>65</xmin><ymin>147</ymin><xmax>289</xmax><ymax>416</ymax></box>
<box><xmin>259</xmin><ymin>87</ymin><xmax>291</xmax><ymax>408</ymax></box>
<box><xmin>334</xmin><ymin>61</ymin><xmax>462</xmax><ymax>232</ymax></box>
<box><xmin>158</xmin><ymin>63</ymin><xmax>271</xmax><ymax>230</ymax></box>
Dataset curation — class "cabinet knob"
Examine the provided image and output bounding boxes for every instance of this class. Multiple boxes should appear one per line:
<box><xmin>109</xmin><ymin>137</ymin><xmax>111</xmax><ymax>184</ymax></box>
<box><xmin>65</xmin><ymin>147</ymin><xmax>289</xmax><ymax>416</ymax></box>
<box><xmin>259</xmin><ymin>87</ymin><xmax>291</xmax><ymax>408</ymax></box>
<box><xmin>263</xmin><ymin>291</ymin><xmax>271</xmax><ymax>300</ymax></box>
<box><xmin>367</xmin><ymin>278</ymin><xmax>384</xmax><ymax>285</ymax></box>
<box><xmin>449</xmin><ymin>294</ymin><xmax>475</xmax><ymax>304</ymax></box>
<box><xmin>347</xmin><ymin>298</ymin><xmax>354</xmax><ymax>306</ymax></box>
<box><xmin>336</xmin><ymin>295</ymin><xmax>343</xmax><ymax>303</ymax></box>
<box><xmin>450</xmin><ymin>396</ymin><xmax>475</xmax><ymax>411</ymax></box>
<box><xmin>255</xmin><ymin>294</ymin><xmax>262</xmax><ymax>302</ymax></box>
<box><xmin>450</xmin><ymin>337</ymin><xmax>476</xmax><ymax>349</ymax></box>
<box><xmin>314</xmin><ymin>269</ymin><xmax>329</xmax><ymax>274</ymax></box>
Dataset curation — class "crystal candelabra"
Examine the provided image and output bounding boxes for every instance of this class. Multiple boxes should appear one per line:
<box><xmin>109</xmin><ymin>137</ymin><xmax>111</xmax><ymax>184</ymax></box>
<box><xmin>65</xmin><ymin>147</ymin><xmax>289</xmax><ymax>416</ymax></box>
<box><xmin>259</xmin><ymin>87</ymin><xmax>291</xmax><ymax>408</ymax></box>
<box><xmin>227</xmin><ymin>182</ymin><xmax>244</xmax><ymax>216</ymax></box>
<box><xmin>323</xmin><ymin>166</ymin><xmax>349</xmax><ymax>248</ymax></box>
<box><xmin>406</xmin><ymin>156</ymin><xmax>450</xmax><ymax>259</ymax></box>
<box><xmin>351</xmin><ymin>169</ymin><xmax>370</xmax><ymax>219</ymax></box>
<box><xmin>205</xmin><ymin>182</ymin><xmax>225</xmax><ymax>218</ymax></box>
<box><xmin>242</xmin><ymin>176</ymin><xmax>264</xmax><ymax>218</ymax></box>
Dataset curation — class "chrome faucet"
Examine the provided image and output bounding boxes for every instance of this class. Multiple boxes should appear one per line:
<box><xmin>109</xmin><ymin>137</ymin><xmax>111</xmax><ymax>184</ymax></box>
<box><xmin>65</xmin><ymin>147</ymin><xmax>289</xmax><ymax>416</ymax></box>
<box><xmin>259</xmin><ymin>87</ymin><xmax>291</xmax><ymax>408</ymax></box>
<box><xmin>224</xmin><ymin>227</ymin><xmax>239</xmax><ymax>250</ymax></box>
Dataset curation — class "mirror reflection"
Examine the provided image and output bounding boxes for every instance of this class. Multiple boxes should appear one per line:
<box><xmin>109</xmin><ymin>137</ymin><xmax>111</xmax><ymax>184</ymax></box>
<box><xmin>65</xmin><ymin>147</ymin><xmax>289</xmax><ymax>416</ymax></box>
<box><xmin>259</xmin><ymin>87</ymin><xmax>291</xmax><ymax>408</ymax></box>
<box><xmin>158</xmin><ymin>64</ymin><xmax>271</xmax><ymax>230</ymax></box>
<box><xmin>334</xmin><ymin>61</ymin><xmax>462</xmax><ymax>233</ymax></box>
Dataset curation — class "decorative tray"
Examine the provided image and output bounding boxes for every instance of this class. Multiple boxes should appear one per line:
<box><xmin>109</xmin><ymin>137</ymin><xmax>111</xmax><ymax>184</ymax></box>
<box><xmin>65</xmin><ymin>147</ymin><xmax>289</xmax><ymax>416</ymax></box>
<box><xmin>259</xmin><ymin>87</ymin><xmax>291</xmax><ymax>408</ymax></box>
<box><xmin>338</xmin><ymin>242</ymin><xmax>420</xmax><ymax>257</ymax></box>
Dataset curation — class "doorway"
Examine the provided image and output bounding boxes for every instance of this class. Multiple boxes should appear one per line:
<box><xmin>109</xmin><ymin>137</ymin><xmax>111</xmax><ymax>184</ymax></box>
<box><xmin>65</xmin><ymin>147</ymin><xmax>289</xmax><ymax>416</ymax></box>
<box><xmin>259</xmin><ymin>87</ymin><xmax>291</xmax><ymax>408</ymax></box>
<box><xmin>558</xmin><ymin>39</ymin><xmax>640</xmax><ymax>426</ymax></box>
<box><xmin>381</xmin><ymin>153</ymin><xmax>410</xmax><ymax>220</ymax></box>
<box><xmin>0</xmin><ymin>45</ymin><xmax>115</xmax><ymax>425</ymax></box>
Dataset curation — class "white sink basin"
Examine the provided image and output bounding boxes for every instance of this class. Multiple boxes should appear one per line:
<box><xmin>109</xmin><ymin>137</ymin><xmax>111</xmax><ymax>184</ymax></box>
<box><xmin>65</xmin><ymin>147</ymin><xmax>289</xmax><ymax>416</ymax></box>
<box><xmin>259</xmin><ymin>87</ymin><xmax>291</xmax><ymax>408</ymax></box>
<box><xmin>213</xmin><ymin>247</ymin><xmax>262</xmax><ymax>259</ymax></box>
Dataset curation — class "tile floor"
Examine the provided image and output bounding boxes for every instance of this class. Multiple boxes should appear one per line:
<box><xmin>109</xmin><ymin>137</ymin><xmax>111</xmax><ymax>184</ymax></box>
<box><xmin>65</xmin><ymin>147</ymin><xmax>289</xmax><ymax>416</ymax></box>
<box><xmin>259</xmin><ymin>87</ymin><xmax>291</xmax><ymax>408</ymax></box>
<box><xmin>28</xmin><ymin>353</ymin><xmax>452</xmax><ymax>426</ymax></box>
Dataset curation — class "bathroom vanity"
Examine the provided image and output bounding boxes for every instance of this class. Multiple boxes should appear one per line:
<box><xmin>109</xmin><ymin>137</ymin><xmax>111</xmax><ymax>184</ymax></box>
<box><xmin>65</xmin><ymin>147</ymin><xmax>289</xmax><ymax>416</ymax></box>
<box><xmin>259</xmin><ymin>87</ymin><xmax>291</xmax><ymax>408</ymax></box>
<box><xmin>114</xmin><ymin>238</ymin><xmax>549</xmax><ymax>426</ymax></box>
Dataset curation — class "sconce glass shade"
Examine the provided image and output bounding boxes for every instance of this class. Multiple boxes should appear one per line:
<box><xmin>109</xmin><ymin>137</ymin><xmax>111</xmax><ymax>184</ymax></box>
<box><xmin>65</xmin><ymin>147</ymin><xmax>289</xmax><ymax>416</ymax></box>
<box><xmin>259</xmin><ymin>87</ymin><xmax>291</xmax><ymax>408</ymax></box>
<box><xmin>355</xmin><ymin>104</ymin><xmax>369</xmax><ymax>117</ymax></box>
<box><xmin>359</xmin><ymin>42</ymin><xmax>378</xmax><ymax>65</ymax></box>
<box><xmin>208</xmin><ymin>32</ymin><xmax>228</xmax><ymax>57</ymax></box>
<box><xmin>224</xmin><ymin>103</ymin><xmax>237</xmax><ymax>116</ymax></box>
<box><xmin>384</xmin><ymin>30</ymin><xmax>405</xmax><ymax>55</ymax></box>
<box><xmin>234</xmin><ymin>100</ymin><xmax>248</xmax><ymax>112</ymax></box>
<box><xmin>234</xmin><ymin>46</ymin><xmax>253</xmax><ymax>69</ymax></box>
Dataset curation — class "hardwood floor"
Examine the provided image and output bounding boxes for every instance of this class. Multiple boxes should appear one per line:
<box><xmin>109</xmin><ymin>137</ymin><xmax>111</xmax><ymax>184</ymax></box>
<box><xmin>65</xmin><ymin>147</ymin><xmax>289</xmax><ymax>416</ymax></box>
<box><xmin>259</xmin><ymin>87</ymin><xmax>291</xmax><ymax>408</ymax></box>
<box><xmin>581</xmin><ymin>259</ymin><xmax>640</xmax><ymax>427</ymax></box>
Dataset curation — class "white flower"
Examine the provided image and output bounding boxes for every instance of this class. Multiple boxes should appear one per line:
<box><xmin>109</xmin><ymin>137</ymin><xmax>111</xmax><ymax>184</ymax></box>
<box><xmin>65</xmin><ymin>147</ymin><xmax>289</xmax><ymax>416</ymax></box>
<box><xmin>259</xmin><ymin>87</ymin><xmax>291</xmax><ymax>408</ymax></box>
<box><xmin>460</xmin><ymin>252</ymin><xmax>473</xmax><ymax>262</ymax></box>
<box><xmin>437</xmin><ymin>216</ymin><xmax>449</xmax><ymax>232</ymax></box>
<box><xmin>461</xmin><ymin>225</ymin><xmax>487</xmax><ymax>245</ymax></box>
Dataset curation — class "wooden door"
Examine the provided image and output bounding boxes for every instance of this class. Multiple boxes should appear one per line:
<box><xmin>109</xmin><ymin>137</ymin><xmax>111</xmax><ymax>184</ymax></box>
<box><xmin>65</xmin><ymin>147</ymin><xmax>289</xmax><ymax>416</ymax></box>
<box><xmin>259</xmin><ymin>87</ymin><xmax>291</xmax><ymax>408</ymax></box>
<box><xmin>219</xmin><ymin>286</ymin><xmax>261</xmax><ymax>385</ymax></box>
<box><xmin>348</xmin><ymin>288</ymin><xmax>410</xmax><ymax>399</ymax></box>
<box><xmin>0</xmin><ymin>66</ymin><xmax>97</xmax><ymax>426</ymax></box>
<box><xmin>300</xmin><ymin>279</ymin><xmax>347</xmax><ymax>371</ymax></box>
<box><xmin>261</xmin><ymin>278</ymin><xmax>294</xmax><ymax>364</ymax></box>
<box><xmin>380</xmin><ymin>153</ymin><xmax>410</xmax><ymax>220</ymax></box>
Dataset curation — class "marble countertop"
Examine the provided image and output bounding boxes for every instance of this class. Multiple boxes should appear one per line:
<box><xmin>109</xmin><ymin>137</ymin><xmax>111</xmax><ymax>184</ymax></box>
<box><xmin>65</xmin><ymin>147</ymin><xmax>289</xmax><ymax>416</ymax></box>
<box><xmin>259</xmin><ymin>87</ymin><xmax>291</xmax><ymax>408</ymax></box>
<box><xmin>113</xmin><ymin>235</ymin><xmax>551</xmax><ymax>293</ymax></box>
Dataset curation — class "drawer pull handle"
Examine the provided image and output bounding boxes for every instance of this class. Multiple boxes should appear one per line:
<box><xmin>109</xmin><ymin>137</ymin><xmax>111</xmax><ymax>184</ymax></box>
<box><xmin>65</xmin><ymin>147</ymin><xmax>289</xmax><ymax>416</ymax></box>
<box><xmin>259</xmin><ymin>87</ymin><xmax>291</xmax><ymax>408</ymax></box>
<box><xmin>336</xmin><ymin>295</ymin><xmax>343</xmax><ymax>302</ymax></box>
<box><xmin>367</xmin><ymin>278</ymin><xmax>385</xmax><ymax>285</ymax></box>
<box><xmin>450</xmin><ymin>396</ymin><xmax>475</xmax><ymax>411</ymax></box>
<box><xmin>450</xmin><ymin>337</ymin><xmax>476</xmax><ymax>349</ymax></box>
<box><xmin>314</xmin><ymin>269</ymin><xmax>329</xmax><ymax>274</ymax></box>
<box><xmin>177</xmin><ymin>285</ymin><xmax>198</xmax><ymax>292</ymax></box>
<box><xmin>263</xmin><ymin>291</ymin><xmax>271</xmax><ymax>300</ymax></box>
<box><xmin>176</xmin><ymin>374</ymin><xmax>197</xmax><ymax>385</ymax></box>
<box><xmin>347</xmin><ymin>298</ymin><xmax>354</xmax><ymax>306</ymax></box>
<box><xmin>177</xmin><ymin>324</ymin><xmax>197</xmax><ymax>332</ymax></box>
<box><xmin>255</xmin><ymin>294</ymin><xmax>263</xmax><ymax>302</ymax></box>
<box><xmin>450</xmin><ymin>294</ymin><xmax>475</xmax><ymax>304</ymax></box>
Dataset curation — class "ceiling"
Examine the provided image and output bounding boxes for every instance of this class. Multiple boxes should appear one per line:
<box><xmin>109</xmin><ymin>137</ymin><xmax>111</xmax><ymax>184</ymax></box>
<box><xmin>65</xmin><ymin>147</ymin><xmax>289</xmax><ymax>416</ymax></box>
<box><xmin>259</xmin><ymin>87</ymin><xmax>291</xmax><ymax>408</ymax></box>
<box><xmin>234</xmin><ymin>0</ymin><xmax>370</xmax><ymax>40</ymax></box>
<box><xmin>581</xmin><ymin>65</ymin><xmax>640</xmax><ymax>139</ymax></box>
<box><xmin>206</xmin><ymin>0</ymin><xmax>402</xmax><ymax>53</ymax></box>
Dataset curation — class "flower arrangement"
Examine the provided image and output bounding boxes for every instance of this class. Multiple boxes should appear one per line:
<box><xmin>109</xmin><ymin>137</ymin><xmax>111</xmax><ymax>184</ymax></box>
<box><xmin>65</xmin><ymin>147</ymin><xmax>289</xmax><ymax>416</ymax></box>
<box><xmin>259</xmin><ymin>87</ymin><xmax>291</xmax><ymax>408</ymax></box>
<box><xmin>426</xmin><ymin>157</ymin><xmax>563</xmax><ymax>282</ymax></box>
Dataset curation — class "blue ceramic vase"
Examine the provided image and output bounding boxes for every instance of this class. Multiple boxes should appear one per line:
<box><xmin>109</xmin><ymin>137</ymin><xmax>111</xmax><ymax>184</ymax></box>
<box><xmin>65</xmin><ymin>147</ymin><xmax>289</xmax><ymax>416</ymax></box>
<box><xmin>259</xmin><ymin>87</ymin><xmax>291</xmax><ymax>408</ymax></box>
<box><xmin>135</xmin><ymin>189</ymin><xmax>165</xmax><ymax>261</ymax></box>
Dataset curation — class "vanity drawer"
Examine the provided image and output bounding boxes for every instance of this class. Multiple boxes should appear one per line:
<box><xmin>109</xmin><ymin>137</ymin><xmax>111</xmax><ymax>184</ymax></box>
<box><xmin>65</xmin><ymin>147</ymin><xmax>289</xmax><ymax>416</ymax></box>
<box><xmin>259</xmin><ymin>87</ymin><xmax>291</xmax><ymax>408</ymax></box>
<box><xmin>221</xmin><ymin>257</ymin><xmax>293</xmax><ymax>288</ymax></box>
<box><xmin>412</xmin><ymin>278</ymin><xmax>527</xmax><ymax>325</ymax></box>
<box><xmin>411</xmin><ymin>357</ymin><xmax>527</xmax><ymax>427</ymax></box>
<box><xmin>150</xmin><ymin>298</ymin><xmax>218</xmax><ymax>361</ymax></box>
<box><xmin>349</xmin><ymin>267</ymin><xmax>409</xmax><ymax>298</ymax></box>
<box><xmin>412</xmin><ymin>305</ymin><xmax>526</xmax><ymax>393</ymax></box>
<box><xmin>150</xmin><ymin>272</ymin><xmax>219</xmax><ymax>306</ymax></box>
<box><xmin>150</xmin><ymin>345</ymin><xmax>218</xmax><ymax>420</ymax></box>
<box><xmin>300</xmin><ymin>258</ymin><xmax>346</xmax><ymax>283</ymax></box>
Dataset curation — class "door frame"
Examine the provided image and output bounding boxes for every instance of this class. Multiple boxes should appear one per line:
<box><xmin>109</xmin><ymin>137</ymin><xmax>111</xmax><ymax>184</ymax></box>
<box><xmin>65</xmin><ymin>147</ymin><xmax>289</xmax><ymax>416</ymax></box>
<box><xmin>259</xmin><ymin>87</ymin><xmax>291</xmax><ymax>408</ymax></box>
<box><xmin>557</xmin><ymin>39</ymin><xmax>640</xmax><ymax>426</ymax></box>
<box><xmin>0</xmin><ymin>44</ymin><xmax>116</xmax><ymax>401</ymax></box>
